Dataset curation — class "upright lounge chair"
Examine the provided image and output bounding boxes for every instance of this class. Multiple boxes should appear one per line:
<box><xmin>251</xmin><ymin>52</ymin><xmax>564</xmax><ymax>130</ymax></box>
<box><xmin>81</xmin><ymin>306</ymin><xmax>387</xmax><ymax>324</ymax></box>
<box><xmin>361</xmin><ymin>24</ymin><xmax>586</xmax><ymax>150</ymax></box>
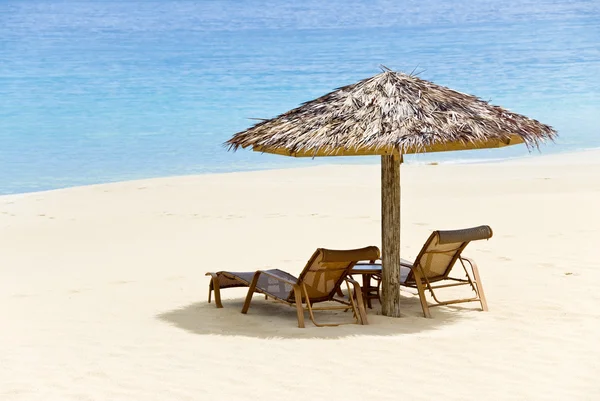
<box><xmin>360</xmin><ymin>226</ymin><xmax>492</xmax><ymax>317</ymax></box>
<box><xmin>399</xmin><ymin>225</ymin><xmax>492</xmax><ymax>317</ymax></box>
<box><xmin>207</xmin><ymin>246</ymin><xmax>380</xmax><ymax>328</ymax></box>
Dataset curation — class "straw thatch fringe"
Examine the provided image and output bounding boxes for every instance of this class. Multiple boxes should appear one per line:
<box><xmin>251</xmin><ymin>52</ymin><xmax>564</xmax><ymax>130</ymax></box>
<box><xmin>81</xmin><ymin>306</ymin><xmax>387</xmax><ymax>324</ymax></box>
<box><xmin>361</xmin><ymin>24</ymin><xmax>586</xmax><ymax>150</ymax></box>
<box><xmin>226</xmin><ymin>70</ymin><xmax>556</xmax><ymax>155</ymax></box>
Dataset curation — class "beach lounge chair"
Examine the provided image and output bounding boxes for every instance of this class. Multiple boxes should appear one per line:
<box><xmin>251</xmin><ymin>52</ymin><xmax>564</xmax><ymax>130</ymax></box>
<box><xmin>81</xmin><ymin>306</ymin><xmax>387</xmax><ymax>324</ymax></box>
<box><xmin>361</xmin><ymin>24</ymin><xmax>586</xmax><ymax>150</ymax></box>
<box><xmin>360</xmin><ymin>225</ymin><xmax>491</xmax><ymax>317</ymax></box>
<box><xmin>399</xmin><ymin>225</ymin><xmax>492</xmax><ymax>317</ymax></box>
<box><xmin>206</xmin><ymin>246</ymin><xmax>380</xmax><ymax>328</ymax></box>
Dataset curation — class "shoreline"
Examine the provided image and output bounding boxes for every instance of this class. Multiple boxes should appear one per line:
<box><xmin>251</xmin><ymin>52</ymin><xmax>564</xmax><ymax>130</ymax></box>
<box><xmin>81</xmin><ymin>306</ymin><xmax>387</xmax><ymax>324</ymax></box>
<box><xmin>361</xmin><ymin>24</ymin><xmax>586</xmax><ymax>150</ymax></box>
<box><xmin>3</xmin><ymin>147</ymin><xmax>599</xmax><ymax>199</ymax></box>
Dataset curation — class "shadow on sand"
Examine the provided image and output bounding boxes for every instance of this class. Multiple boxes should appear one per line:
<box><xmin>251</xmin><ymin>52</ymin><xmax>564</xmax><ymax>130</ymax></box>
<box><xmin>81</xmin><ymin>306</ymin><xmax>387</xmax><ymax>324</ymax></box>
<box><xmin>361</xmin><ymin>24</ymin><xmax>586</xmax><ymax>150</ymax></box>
<box><xmin>157</xmin><ymin>293</ymin><xmax>479</xmax><ymax>339</ymax></box>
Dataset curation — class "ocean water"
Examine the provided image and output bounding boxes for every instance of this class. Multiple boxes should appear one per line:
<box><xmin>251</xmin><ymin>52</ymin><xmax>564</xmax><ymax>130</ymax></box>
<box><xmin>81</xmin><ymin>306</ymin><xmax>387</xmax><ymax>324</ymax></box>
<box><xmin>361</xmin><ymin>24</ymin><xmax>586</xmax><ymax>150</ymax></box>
<box><xmin>1</xmin><ymin>0</ymin><xmax>599</xmax><ymax>194</ymax></box>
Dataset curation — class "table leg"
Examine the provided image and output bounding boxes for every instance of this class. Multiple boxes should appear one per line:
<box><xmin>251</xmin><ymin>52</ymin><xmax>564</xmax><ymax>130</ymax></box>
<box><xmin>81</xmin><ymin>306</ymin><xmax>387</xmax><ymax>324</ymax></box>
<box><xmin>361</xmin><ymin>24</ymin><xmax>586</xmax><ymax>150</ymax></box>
<box><xmin>362</xmin><ymin>273</ymin><xmax>372</xmax><ymax>309</ymax></box>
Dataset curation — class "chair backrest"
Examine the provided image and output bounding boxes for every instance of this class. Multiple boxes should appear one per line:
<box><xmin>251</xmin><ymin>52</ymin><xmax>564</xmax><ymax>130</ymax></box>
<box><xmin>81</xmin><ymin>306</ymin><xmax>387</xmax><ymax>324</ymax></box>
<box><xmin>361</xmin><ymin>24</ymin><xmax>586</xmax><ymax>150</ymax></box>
<box><xmin>406</xmin><ymin>225</ymin><xmax>493</xmax><ymax>283</ymax></box>
<box><xmin>291</xmin><ymin>246</ymin><xmax>381</xmax><ymax>303</ymax></box>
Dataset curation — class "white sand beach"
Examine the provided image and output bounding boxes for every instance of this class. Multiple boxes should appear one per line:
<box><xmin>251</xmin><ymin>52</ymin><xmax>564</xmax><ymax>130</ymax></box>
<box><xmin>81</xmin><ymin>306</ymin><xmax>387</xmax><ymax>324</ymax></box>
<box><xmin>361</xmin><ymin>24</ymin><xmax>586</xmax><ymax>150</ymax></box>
<box><xmin>1</xmin><ymin>149</ymin><xmax>599</xmax><ymax>401</ymax></box>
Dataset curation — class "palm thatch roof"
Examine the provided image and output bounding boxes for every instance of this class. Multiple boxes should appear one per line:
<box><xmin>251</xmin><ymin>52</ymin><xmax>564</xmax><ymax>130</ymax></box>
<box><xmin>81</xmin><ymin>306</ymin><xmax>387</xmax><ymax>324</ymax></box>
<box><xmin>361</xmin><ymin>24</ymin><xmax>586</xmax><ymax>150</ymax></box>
<box><xmin>226</xmin><ymin>68</ymin><xmax>556</xmax><ymax>157</ymax></box>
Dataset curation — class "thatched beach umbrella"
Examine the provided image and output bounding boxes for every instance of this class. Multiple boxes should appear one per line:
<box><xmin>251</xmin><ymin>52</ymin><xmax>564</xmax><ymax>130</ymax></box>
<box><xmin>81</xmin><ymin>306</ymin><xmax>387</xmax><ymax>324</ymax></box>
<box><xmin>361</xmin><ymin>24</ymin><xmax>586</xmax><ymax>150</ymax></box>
<box><xmin>226</xmin><ymin>68</ymin><xmax>556</xmax><ymax>317</ymax></box>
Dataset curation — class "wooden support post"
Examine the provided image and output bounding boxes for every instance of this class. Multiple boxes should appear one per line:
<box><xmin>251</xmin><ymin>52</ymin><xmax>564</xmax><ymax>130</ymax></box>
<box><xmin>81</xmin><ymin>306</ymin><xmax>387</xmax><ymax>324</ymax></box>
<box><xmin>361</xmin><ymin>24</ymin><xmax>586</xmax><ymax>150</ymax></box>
<box><xmin>381</xmin><ymin>154</ymin><xmax>402</xmax><ymax>317</ymax></box>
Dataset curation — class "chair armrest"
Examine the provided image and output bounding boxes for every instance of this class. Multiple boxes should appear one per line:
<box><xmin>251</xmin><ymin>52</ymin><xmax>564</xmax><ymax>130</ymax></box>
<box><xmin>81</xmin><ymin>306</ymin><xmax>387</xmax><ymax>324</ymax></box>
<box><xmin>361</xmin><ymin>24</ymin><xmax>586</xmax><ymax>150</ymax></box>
<box><xmin>344</xmin><ymin>276</ymin><xmax>361</xmax><ymax>286</ymax></box>
<box><xmin>459</xmin><ymin>256</ymin><xmax>476</xmax><ymax>268</ymax></box>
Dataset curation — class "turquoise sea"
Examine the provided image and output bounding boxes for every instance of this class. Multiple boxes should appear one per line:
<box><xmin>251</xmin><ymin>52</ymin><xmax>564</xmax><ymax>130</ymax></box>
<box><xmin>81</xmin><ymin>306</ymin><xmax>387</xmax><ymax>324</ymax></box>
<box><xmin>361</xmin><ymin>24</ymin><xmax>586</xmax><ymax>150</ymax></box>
<box><xmin>1</xmin><ymin>1</ymin><xmax>599</xmax><ymax>194</ymax></box>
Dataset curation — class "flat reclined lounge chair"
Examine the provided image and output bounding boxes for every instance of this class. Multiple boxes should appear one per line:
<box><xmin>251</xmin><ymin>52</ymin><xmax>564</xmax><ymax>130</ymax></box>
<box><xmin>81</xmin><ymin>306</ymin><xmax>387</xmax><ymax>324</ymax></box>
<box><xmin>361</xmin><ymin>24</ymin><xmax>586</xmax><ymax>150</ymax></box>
<box><xmin>399</xmin><ymin>225</ymin><xmax>492</xmax><ymax>317</ymax></box>
<box><xmin>206</xmin><ymin>246</ymin><xmax>380</xmax><ymax>328</ymax></box>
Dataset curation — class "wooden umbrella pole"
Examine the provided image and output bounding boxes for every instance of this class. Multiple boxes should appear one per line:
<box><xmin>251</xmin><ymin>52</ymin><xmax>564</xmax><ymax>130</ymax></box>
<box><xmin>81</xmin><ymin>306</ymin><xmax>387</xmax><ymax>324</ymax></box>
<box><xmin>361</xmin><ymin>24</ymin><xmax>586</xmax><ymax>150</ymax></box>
<box><xmin>381</xmin><ymin>153</ymin><xmax>402</xmax><ymax>317</ymax></box>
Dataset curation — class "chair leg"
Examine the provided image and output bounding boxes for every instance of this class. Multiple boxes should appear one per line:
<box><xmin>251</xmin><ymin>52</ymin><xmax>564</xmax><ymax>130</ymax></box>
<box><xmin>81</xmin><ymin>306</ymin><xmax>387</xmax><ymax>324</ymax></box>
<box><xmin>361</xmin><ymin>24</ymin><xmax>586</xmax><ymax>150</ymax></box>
<box><xmin>412</xmin><ymin>270</ymin><xmax>431</xmax><ymax>318</ymax></box>
<box><xmin>470</xmin><ymin>261</ymin><xmax>489</xmax><ymax>311</ymax></box>
<box><xmin>292</xmin><ymin>284</ymin><xmax>305</xmax><ymax>328</ymax></box>
<box><xmin>206</xmin><ymin>273</ymin><xmax>223</xmax><ymax>308</ymax></box>
<box><xmin>241</xmin><ymin>272</ymin><xmax>260</xmax><ymax>314</ymax></box>
<box><xmin>305</xmin><ymin>297</ymin><xmax>320</xmax><ymax>327</ymax></box>
<box><xmin>305</xmin><ymin>282</ymin><xmax>361</xmax><ymax>327</ymax></box>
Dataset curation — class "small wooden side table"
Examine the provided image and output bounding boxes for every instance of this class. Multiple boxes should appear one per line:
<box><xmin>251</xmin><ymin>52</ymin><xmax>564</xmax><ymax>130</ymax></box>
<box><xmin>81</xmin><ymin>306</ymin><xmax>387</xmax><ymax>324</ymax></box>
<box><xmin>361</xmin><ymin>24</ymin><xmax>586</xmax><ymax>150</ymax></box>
<box><xmin>350</xmin><ymin>263</ymin><xmax>382</xmax><ymax>309</ymax></box>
